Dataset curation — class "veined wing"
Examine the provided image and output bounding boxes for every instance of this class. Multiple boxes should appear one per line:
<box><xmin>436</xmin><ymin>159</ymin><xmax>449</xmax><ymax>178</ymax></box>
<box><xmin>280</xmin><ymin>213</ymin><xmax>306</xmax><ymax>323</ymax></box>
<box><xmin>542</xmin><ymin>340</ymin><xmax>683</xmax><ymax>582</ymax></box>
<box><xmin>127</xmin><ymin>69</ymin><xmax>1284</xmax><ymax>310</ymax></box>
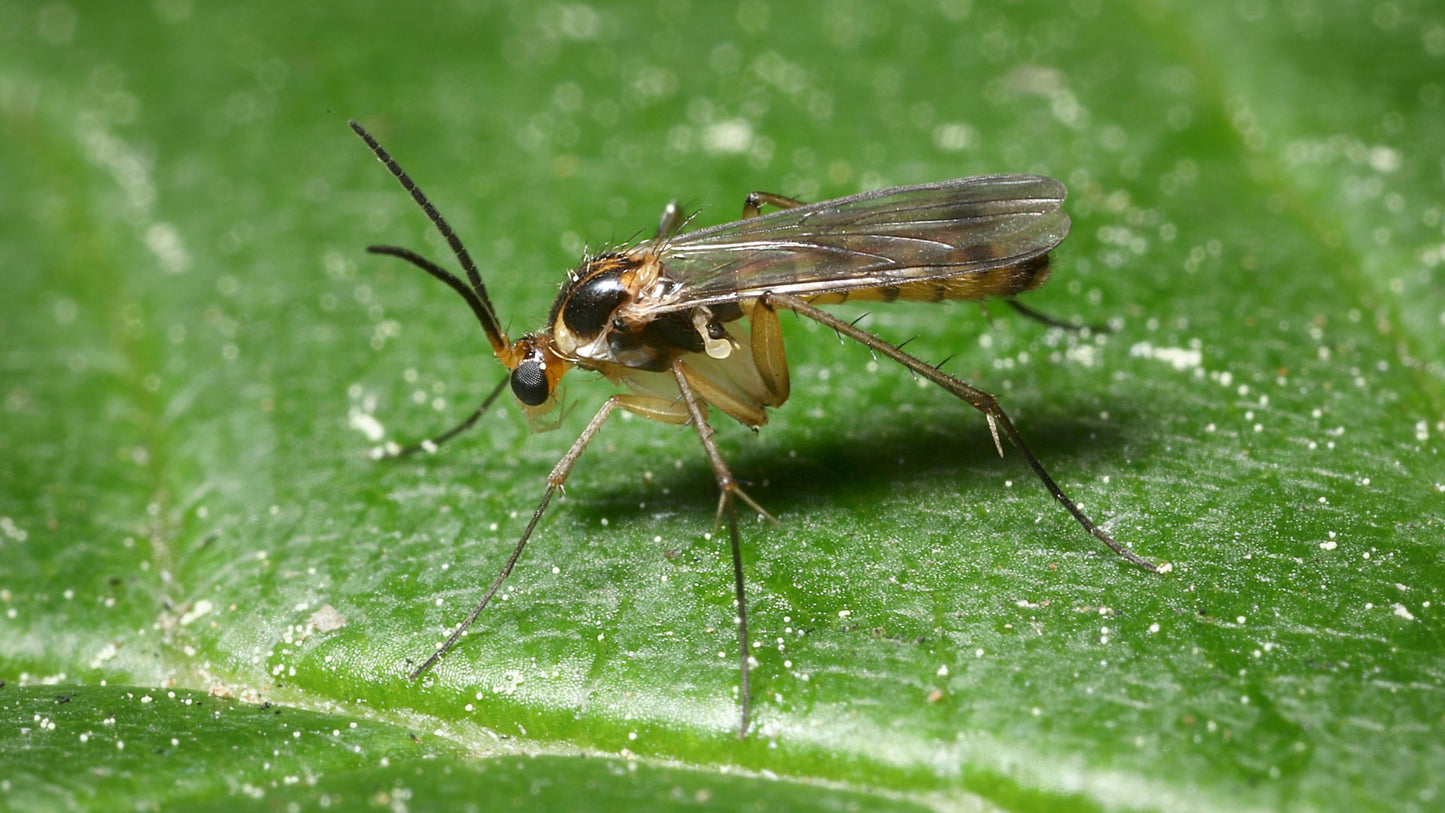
<box><xmin>646</xmin><ymin>174</ymin><xmax>1069</xmax><ymax>313</ymax></box>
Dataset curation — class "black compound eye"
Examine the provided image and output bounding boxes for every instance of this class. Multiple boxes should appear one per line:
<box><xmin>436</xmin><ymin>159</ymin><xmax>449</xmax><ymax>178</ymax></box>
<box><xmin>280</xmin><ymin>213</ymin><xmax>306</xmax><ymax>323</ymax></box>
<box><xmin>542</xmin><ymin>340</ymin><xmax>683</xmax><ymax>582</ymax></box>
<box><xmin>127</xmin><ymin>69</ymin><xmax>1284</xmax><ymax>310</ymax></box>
<box><xmin>562</xmin><ymin>269</ymin><xmax>628</xmax><ymax>338</ymax></box>
<box><xmin>510</xmin><ymin>359</ymin><xmax>550</xmax><ymax>406</ymax></box>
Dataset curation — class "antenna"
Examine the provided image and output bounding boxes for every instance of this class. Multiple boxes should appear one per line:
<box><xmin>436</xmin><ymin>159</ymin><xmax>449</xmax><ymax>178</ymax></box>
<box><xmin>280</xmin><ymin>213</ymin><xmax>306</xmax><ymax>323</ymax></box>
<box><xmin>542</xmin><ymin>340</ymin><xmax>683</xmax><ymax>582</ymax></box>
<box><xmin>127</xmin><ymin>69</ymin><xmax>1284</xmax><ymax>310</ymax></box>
<box><xmin>349</xmin><ymin>120</ymin><xmax>509</xmax><ymax>355</ymax></box>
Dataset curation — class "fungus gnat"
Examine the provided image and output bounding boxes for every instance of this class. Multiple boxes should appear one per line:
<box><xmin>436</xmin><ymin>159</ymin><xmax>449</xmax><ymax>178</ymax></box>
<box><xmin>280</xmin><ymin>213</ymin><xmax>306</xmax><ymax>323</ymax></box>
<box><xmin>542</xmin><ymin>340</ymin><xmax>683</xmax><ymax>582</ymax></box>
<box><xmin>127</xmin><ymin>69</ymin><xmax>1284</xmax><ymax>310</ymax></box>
<box><xmin>348</xmin><ymin>121</ymin><xmax>1160</xmax><ymax>737</ymax></box>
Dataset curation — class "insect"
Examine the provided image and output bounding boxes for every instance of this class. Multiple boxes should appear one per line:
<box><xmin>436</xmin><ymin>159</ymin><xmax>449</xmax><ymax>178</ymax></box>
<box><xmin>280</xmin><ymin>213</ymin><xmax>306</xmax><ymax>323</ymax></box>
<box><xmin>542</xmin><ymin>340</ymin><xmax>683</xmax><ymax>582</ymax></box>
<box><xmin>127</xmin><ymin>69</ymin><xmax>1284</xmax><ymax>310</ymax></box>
<box><xmin>348</xmin><ymin>121</ymin><xmax>1159</xmax><ymax>737</ymax></box>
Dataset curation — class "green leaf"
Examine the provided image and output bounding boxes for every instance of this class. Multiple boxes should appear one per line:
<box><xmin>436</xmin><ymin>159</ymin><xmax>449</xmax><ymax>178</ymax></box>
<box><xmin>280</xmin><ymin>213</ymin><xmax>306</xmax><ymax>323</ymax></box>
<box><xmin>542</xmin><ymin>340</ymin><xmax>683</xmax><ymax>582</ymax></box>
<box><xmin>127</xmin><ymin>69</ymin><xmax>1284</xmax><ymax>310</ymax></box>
<box><xmin>3</xmin><ymin>1</ymin><xmax>1441</xmax><ymax>810</ymax></box>
<box><xmin>4</xmin><ymin>685</ymin><xmax>899</xmax><ymax>812</ymax></box>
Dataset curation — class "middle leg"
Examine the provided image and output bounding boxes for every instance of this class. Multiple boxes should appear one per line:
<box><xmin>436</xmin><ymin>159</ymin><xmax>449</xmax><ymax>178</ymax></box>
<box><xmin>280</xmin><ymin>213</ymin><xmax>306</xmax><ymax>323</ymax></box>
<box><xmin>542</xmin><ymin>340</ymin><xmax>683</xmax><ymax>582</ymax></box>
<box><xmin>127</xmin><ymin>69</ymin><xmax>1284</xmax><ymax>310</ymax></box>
<box><xmin>671</xmin><ymin>359</ymin><xmax>759</xmax><ymax>738</ymax></box>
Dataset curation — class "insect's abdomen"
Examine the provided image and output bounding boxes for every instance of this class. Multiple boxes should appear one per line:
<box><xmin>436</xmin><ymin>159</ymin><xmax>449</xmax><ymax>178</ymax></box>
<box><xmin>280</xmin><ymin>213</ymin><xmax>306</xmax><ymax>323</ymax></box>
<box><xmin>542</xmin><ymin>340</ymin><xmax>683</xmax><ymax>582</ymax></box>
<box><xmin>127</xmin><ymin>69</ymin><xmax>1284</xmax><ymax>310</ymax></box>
<box><xmin>808</xmin><ymin>254</ymin><xmax>1052</xmax><ymax>305</ymax></box>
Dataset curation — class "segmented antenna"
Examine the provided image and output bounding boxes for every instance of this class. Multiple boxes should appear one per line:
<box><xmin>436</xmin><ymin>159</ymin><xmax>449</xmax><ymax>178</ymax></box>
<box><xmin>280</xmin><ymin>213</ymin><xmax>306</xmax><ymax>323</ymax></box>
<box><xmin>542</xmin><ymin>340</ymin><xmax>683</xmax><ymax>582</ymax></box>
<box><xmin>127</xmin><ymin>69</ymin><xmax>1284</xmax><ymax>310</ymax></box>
<box><xmin>350</xmin><ymin>120</ymin><xmax>509</xmax><ymax>355</ymax></box>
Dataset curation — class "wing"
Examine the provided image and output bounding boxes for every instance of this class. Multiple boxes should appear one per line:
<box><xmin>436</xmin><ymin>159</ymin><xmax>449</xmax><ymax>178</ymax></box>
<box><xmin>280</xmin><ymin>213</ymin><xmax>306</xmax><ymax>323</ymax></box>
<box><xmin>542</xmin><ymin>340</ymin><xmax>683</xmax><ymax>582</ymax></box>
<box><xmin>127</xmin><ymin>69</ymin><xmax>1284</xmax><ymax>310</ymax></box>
<box><xmin>644</xmin><ymin>174</ymin><xmax>1069</xmax><ymax>313</ymax></box>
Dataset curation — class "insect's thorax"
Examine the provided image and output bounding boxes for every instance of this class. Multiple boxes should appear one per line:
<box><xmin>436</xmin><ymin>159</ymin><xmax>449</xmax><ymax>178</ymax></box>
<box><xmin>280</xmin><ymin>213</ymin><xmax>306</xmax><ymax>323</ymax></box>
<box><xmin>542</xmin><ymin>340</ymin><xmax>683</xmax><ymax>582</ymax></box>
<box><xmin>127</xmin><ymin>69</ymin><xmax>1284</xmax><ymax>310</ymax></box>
<box><xmin>548</xmin><ymin>248</ymin><xmax>742</xmax><ymax>372</ymax></box>
<box><xmin>539</xmin><ymin>247</ymin><xmax>784</xmax><ymax>428</ymax></box>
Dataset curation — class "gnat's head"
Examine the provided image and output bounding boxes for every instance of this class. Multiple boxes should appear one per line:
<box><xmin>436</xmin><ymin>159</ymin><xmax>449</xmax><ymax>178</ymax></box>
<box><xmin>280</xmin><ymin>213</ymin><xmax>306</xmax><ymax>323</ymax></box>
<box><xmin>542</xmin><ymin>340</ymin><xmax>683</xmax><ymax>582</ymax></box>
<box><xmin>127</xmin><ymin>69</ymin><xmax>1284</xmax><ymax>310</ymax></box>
<box><xmin>351</xmin><ymin>120</ymin><xmax>572</xmax><ymax>432</ymax></box>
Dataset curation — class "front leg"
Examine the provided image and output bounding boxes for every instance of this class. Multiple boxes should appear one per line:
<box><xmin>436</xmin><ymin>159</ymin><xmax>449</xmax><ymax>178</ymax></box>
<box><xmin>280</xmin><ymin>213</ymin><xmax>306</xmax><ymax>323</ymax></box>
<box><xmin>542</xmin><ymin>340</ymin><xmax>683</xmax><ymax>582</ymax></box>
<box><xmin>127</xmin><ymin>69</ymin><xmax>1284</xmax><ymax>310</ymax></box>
<box><xmin>407</xmin><ymin>391</ymin><xmax>690</xmax><ymax>681</ymax></box>
<box><xmin>371</xmin><ymin>375</ymin><xmax>509</xmax><ymax>460</ymax></box>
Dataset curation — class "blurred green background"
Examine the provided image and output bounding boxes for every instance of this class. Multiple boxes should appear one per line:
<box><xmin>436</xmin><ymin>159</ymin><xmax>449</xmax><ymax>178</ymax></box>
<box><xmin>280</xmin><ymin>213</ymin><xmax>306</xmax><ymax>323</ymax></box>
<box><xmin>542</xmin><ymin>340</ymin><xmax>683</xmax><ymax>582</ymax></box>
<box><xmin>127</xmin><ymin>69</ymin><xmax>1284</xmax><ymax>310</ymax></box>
<box><xmin>2</xmin><ymin>1</ymin><xmax>1442</xmax><ymax>810</ymax></box>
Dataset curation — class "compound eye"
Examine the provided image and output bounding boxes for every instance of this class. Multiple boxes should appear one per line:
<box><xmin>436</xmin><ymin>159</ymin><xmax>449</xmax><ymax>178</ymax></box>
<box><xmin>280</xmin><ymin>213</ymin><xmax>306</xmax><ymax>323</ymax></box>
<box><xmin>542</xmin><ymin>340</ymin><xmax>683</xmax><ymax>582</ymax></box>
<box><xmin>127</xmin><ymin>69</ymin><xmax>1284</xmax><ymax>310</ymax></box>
<box><xmin>510</xmin><ymin>358</ymin><xmax>550</xmax><ymax>406</ymax></box>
